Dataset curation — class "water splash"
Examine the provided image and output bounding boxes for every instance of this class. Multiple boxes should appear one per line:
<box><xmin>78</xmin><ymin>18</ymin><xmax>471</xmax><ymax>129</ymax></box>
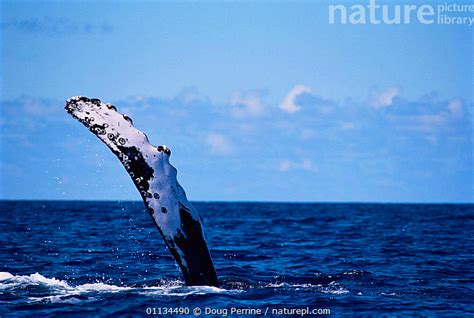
<box><xmin>0</xmin><ymin>272</ymin><xmax>240</xmax><ymax>303</ymax></box>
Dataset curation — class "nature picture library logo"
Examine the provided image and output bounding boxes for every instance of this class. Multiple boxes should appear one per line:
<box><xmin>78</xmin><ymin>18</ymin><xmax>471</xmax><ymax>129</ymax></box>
<box><xmin>328</xmin><ymin>0</ymin><xmax>474</xmax><ymax>26</ymax></box>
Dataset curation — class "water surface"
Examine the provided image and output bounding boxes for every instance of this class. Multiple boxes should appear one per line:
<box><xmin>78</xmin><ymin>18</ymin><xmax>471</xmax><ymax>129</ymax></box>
<box><xmin>1</xmin><ymin>201</ymin><xmax>472</xmax><ymax>316</ymax></box>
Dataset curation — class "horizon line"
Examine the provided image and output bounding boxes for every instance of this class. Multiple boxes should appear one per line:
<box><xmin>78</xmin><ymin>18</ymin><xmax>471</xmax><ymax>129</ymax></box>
<box><xmin>0</xmin><ymin>199</ymin><xmax>472</xmax><ymax>205</ymax></box>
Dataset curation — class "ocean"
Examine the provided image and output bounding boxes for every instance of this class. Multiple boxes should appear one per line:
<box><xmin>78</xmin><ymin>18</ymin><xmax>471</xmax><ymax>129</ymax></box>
<box><xmin>0</xmin><ymin>201</ymin><xmax>472</xmax><ymax>317</ymax></box>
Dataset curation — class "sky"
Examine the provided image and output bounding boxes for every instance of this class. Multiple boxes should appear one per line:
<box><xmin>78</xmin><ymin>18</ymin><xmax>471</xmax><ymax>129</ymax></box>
<box><xmin>0</xmin><ymin>0</ymin><xmax>472</xmax><ymax>203</ymax></box>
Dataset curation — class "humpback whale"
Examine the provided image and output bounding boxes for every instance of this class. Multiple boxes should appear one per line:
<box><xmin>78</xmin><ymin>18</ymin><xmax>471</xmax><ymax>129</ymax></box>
<box><xmin>65</xmin><ymin>96</ymin><xmax>218</xmax><ymax>287</ymax></box>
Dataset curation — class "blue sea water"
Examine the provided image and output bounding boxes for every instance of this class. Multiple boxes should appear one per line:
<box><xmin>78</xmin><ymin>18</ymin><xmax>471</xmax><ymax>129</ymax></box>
<box><xmin>0</xmin><ymin>201</ymin><xmax>473</xmax><ymax>317</ymax></box>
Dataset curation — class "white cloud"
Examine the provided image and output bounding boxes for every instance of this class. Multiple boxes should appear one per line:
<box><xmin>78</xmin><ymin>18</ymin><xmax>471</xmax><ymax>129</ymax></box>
<box><xmin>230</xmin><ymin>91</ymin><xmax>265</xmax><ymax>118</ymax></box>
<box><xmin>278</xmin><ymin>160</ymin><xmax>291</xmax><ymax>172</ymax></box>
<box><xmin>387</xmin><ymin>113</ymin><xmax>447</xmax><ymax>132</ymax></box>
<box><xmin>177</xmin><ymin>87</ymin><xmax>208</xmax><ymax>105</ymax></box>
<box><xmin>425</xmin><ymin>135</ymin><xmax>438</xmax><ymax>145</ymax></box>
<box><xmin>300</xmin><ymin>128</ymin><xmax>317</xmax><ymax>140</ymax></box>
<box><xmin>206</xmin><ymin>133</ymin><xmax>234</xmax><ymax>155</ymax></box>
<box><xmin>279</xmin><ymin>85</ymin><xmax>311</xmax><ymax>114</ymax></box>
<box><xmin>22</xmin><ymin>98</ymin><xmax>58</xmax><ymax>115</ymax></box>
<box><xmin>387</xmin><ymin>97</ymin><xmax>465</xmax><ymax>132</ymax></box>
<box><xmin>448</xmin><ymin>98</ymin><xmax>462</xmax><ymax>116</ymax></box>
<box><xmin>340</xmin><ymin>122</ymin><xmax>356</xmax><ymax>130</ymax></box>
<box><xmin>278</xmin><ymin>158</ymin><xmax>318</xmax><ymax>173</ymax></box>
<box><xmin>370</xmin><ymin>87</ymin><xmax>400</xmax><ymax>109</ymax></box>
<box><xmin>416</xmin><ymin>114</ymin><xmax>446</xmax><ymax>126</ymax></box>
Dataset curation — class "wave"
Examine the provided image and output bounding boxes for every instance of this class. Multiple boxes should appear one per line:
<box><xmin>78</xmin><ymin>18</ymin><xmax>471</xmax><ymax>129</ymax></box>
<box><xmin>0</xmin><ymin>272</ymin><xmax>132</xmax><ymax>303</ymax></box>
<box><xmin>0</xmin><ymin>270</ymin><xmax>355</xmax><ymax>304</ymax></box>
<box><xmin>0</xmin><ymin>272</ymin><xmax>239</xmax><ymax>303</ymax></box>
<box><xmin>264</xmin><ymin>281</ymin><xmax>349</xmax><ymax>295</ymax></box>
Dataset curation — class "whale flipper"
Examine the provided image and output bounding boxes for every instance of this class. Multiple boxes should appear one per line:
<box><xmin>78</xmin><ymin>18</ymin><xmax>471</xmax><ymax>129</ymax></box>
<box><xmin>65</xmin><ymin>96</ymin><xmax>218</xmax><ymax>287</ymax></box>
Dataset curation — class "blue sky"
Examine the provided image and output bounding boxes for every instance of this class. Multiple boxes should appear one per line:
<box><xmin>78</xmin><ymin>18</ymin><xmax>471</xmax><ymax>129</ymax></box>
<box><xmin>0</xmin><ymin>1</ymin><xmax>472</xmax><ymax>202</ymax></box>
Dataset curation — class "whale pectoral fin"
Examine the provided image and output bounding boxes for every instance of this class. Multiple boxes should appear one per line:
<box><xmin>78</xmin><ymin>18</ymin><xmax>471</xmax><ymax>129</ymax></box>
<box><xmin>173</xmin><ymin>203</ymin><xmax>218</xmax><ymax>286</ymax></box>
<box><xmin>65</xmin><ymin>96</ymin><xmax>151</xmax><ymax>158</ymax></box>
<box><xmin>65</xmin><ymin>96</ymin><xmax>156</xmax><ymax>199</ymax></box>
<box><xmin>65</xmin><ymin>96</ymin><xmax>218</xmax><ymax>287</ymax></box>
